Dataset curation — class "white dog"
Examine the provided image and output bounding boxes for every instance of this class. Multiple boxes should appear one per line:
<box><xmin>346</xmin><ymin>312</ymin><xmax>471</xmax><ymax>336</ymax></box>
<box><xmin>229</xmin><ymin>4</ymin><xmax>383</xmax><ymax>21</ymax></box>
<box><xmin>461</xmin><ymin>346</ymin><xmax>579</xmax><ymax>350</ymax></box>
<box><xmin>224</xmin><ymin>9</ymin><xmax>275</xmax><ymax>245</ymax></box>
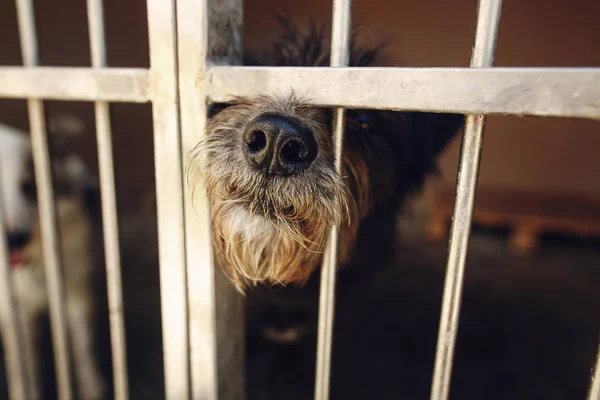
<box><xmin>0</xmin><ymin>121</ymin><xmax>106</xmax><ymax>400</ymax></box>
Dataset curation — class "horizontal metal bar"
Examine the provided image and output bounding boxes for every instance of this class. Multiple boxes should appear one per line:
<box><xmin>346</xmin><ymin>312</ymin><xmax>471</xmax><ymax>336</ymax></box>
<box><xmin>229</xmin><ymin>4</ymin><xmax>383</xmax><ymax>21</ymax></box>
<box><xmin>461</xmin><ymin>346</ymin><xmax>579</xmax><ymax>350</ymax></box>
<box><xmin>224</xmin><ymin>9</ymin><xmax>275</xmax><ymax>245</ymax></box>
<box><xmin>1</xmin><ymin>66</ymin><xmax>598</xmax><ymax>120</ymax></box>
<box><xmin>207</xmin><ymin>66</ymin><xmax>600</xmax><ymax>119</ymax></box>
<box><xmin>0</xmin><ymin>67</ymin><xmax>150</xmax><ymax>102</ymax></box>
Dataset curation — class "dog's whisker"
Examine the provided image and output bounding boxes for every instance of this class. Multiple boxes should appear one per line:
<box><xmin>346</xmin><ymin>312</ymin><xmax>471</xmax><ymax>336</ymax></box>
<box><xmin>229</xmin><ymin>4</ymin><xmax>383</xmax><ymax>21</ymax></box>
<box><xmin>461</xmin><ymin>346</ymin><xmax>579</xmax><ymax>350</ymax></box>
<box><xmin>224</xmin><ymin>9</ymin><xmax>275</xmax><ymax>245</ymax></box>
<box><xmin>183</xmin><ymin>21</ymin><xmax>463</xmax><ymax>292</ymax></box>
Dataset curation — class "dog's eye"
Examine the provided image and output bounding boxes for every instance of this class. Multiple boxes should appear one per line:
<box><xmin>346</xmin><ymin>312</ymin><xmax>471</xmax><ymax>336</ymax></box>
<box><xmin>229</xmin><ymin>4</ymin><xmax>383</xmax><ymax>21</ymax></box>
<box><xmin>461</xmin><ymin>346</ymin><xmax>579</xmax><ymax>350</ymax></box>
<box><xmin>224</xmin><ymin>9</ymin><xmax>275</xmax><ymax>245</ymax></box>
<box><xmin>283</xmin><ymin>205</ymin><xmax>295</xmax><ymax>216</ymax></box>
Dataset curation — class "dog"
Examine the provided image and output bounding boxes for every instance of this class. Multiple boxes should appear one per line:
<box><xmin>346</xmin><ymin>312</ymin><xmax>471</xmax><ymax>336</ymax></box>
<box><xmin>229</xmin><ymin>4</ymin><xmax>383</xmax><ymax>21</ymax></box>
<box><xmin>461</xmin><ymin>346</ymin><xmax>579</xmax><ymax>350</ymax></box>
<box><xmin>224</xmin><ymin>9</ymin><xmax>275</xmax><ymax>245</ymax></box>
<box><xmin>0</xmin><ymin>120</ymin><xmax>106</xmax><ymax>399</ymax></box>
<box><xmin>187</xmin><ymin>20</ymin><xmax>465</xmax><ymax>342</ymax></box>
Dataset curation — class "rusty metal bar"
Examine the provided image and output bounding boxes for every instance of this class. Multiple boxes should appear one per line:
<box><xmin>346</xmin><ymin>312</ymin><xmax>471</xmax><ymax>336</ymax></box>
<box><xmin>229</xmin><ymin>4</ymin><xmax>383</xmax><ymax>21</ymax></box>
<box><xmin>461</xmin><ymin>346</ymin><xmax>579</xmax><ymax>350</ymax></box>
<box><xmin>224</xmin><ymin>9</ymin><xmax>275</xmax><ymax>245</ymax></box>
<box><xmin>430</xmin><ymin>1</ymin><xmax>503</xmax><ymax>400</ymax></box>
<box><xmin>86</xmin><ymin>0</ymin><xmax>130</xmax><ymax>398</ymax></box>
<box><xmin>314</xmin><ymin>1</ymin><xmax>352</xmax><ymax>400</ymax></box>
<box><xmin>146</xmin><ymin>0</ymin><xmax>191</xmax><ymax>398</ymax></box>
<box><xmin>15</xmin><ymin>0</ymin><xmax>74</xmax><ymax>399</ymax></box>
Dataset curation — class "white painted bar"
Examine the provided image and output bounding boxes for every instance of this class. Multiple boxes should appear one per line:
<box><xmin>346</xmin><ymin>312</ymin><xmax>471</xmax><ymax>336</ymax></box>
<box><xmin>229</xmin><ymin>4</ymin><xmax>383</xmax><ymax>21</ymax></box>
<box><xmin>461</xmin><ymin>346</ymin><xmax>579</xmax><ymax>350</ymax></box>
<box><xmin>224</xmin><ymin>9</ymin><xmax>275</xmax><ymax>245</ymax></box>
<box><xmin>146</xmin><ymin>0</ymin><xmax>190</xmax><ymax>398</ymax></box>
<box><xmin>430</xmin><ymin>1</ymin><xmax>503</xmax><ymax>400</ymax></box>
<box><xmin>30</xmin><ymin>99</ymin><xmax>74</xmax><ymax>400</ymax></box>
<box><xmin>1</xmin><ymin>66</ymin><xmax>599</xmax><ymax>119</ymax></box>
<box><xmin>177</xmin><ymin>0</ymin><xmax>245</xmax><ymax>398</ymax></box>
<box><xmin>0</xmin><ymin>67</ymin><xmax>150</xmax><ymax>102</ymax></box>
<box><xmin>314</xmin><ymin>1</ymin><xmax>352</xmax><ymax>400</ymax></box>
<box><xmin>86</xmin><ymin>0</ymin><xmax>130</xmax><ymax>399</ymax></box>
<box><xmin>207</xmin><ymin>66</ymin><xmax>600</xmax><ymax>119</ymax></box>
<box><xmin>588</xmin><ymin>341</ymin><xmax>600</xmax><ymax>400</ymax></box>
<box><xmin>1</xmin><ymin>2</ymin><xmax>597</xmax><ymax>399</ymax></box>
<box><xmin>0</xmin><ymin>176</ymin><xmax>30</xmax><ymax>400</ymax></box>
<box><xmin>176</xmin><ymin>0</ymin><xmax>218</xmax><ymax>398</ymax></box>
<box><xmin>15</xmin><ymin>0</ymin><xmax>74</xmax><ymax>399</ymax></box>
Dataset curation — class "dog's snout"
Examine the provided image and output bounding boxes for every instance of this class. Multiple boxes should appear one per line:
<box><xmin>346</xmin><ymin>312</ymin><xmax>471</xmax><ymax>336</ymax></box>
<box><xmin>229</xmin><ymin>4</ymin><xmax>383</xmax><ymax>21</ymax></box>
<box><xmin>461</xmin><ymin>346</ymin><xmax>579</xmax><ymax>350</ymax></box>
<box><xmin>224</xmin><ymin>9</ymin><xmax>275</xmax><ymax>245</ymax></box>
<box><xmin>243</xmin><ymin>113</ymin><xmax>318</xmax><ymax>176</ymax></box>
<box><xmin>7</xmin><ymin>230</ymin><xmax>30</xmax><ymax>250</ymax></box>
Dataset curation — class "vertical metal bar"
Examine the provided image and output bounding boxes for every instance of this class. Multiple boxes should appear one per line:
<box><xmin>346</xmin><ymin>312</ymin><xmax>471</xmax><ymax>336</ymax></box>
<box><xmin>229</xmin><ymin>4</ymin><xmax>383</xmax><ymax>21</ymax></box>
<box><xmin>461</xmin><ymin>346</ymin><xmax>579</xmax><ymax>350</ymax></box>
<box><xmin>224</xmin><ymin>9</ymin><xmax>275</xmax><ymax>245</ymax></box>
<box><xmin>0</xmin><ymin>173</ymin><xmax>31</xmax><ymax>400</ymax></box>
<box><xmin>429</xmin><ymin>1</ymin><xmax>503</xmax><ymax>400</ymax></box>
<box><xmin>14</xmin><ymin>1</ymin><xmax>74</xmax><ymax>399</ymax></box>
<box><xmin>86</xmin><ymin>0</ymin><xmax>129</xmax><ymax>399</ymax></box>
<box><xmin>587</xmin><ymin>339</ymin><xmax>600</xmax><ymax>400</ymax></box>
<box><xmin>314</xmin><ymin>1</ymin><xmax>352</xmax><ymax>400</ymax></box>
<box><xmin>146</xmin><ymin>0</ymin><xmax>190</xmax><ymax>398</ymax></box>
<box><xmin>176</xmin><ymin>0</ymin><xmax>217</xmax><ymax>398</ymax></box>
<box><xmin>177</xmin><ymin>0</ymin><xmax>245</xmax><ymax>398</ymax></box>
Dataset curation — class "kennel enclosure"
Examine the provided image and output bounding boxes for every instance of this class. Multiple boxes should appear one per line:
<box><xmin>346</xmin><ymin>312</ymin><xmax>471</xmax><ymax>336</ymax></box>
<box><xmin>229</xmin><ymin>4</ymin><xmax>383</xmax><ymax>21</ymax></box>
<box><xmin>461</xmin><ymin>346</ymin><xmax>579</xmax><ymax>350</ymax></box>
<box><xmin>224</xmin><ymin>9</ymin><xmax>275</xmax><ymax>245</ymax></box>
<box><xmin>0</xmin><ymin>0</ymin><xmax>599</xmax><ymax>399</ymax></box>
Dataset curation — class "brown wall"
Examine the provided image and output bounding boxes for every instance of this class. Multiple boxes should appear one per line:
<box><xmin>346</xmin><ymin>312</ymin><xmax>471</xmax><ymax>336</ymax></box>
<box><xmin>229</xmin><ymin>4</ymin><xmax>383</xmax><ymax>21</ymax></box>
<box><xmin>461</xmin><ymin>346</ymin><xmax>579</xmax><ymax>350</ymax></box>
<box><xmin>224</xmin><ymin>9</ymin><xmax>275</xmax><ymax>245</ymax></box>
<box><xmin>1</xmin><ymin>0</ymin><xmax>599</xmax><ymax>214</ymax></box>
<box><xmin>433</xmin><ymin>0</ymin><xmax>600</xmax><ymax>199</ymax></box>
<box><xmin>0</xmin><ymin>0</ymin><xmax>153</xmax><ymax>213</ymax></box>
<box><xmin>244</xmin><ymin>0</ymin><xmax>600</xmax><ymax>199</ymax></box>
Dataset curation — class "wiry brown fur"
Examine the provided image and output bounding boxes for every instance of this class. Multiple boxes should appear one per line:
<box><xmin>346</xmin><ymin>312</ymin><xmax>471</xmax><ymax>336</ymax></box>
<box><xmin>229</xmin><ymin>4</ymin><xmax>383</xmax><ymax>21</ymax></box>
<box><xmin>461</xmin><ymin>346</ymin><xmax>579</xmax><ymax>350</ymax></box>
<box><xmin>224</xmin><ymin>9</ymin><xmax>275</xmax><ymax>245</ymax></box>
<box><xmin>189</xmin><ymin>94</ymin><xmax>370</xmax><ymax>291</ymax></box>
<box><xmin>188</xmin><ymin>19</ymin><xmax>464</xmax><ymax>294</ymax></box>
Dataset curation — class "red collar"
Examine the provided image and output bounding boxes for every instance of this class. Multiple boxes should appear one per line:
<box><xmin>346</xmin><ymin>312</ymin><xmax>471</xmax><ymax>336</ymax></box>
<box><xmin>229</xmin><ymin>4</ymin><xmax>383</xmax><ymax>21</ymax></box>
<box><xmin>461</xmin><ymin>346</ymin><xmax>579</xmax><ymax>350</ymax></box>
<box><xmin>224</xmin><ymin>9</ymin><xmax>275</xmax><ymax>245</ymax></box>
<box><xmin>10</xmin><ymin>252</ymin><xmax>26</xmax><ymax>270</ymax></box>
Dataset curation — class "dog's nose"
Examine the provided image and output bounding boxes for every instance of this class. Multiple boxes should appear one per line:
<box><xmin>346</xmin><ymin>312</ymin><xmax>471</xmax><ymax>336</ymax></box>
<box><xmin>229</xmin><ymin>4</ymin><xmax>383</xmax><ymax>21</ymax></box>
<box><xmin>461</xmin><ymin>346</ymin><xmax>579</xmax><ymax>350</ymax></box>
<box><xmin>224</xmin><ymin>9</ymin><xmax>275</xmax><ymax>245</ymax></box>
<box><xmin>7</xmin><ymin>230</ymin><xmax>30</xmax><ymax>250</ymax></box>
<box><xmin>243</xmin><ymin>113</ymin><xmax>318</xmax><ymax>176</ymax></box>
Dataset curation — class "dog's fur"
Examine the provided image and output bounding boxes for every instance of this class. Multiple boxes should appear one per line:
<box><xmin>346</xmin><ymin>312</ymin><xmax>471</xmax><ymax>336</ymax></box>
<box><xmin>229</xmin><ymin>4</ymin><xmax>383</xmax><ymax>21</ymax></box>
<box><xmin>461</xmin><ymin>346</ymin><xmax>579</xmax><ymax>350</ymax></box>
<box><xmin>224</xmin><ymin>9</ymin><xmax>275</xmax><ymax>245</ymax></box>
<box><xmin>188</xmin><ymin>20</ymin><xmax>464</xmax><ymax>293</ymax></box>
<box><xmin>0</xmin><ymin>121</ymin><xmax>106</xmax><ymax>399</ymax></box>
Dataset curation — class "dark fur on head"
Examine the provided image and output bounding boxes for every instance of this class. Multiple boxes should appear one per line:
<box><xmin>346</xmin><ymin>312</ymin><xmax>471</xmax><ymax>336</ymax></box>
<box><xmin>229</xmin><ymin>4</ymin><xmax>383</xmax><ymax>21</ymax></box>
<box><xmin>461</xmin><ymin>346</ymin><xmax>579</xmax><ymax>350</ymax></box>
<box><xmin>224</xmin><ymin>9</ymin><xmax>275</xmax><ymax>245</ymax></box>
<box><xmin>188</xmin><ymin>19</ymin><xmax>464</xmax><ymax>292</ymax></box>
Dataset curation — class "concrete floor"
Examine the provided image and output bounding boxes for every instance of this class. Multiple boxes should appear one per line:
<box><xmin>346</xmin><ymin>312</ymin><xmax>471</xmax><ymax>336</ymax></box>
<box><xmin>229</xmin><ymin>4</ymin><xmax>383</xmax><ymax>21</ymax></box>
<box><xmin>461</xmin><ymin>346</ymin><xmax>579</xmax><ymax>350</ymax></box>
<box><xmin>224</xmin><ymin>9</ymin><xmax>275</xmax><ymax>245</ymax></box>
<box><xmin>245</xmin><ymin>216</ymin><xmax>600</xmax><ymax>399</ymax></box>
<box><xmin>2</xmin><ymin>215</ymin><xmax>600</xmax><ymax>399</ymax></box>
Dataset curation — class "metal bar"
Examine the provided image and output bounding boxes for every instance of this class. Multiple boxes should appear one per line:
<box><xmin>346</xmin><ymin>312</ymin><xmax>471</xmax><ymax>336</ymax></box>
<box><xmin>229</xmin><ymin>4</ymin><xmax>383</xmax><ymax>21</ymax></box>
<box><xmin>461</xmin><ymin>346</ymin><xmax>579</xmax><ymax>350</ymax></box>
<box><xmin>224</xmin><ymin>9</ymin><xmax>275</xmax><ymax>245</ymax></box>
<box><xmin>176</xmin><ymin>0</ymin><xmax>218</xmax><ymax>398</ymax></box>
<box><xmin>86</xmin><ymin>0</ymin><xmax>129</xmax><ymax>399</ymax></box>
<box><xmin>29</xmin><ymin>100</ymin><xmax>74</xmax><ymax>400</ymax></box>
<box><xmin>0</xmin><ymin>67</ymin><xmax>150</xmax><ymax>102</ymax></box>
<box><xmin>314</xmin><ymin>113</ymin><xmax>345</xmax><ymax>400</ymax></box>
<box><xmin>430</xmin><ymin>1</ymin><xmax>503</xmax><ymax>400</ymax></box>
<box><xmin>207</xmin><ymin>66</ymin><xmax>600</xmax><ymax>120</ymax></box>
<box><xmin>0</xmin><ymin>173</ymin><xmax>30</xmax><ymax>400</ymax></box>
<box><xmin>1</xmin><ymin>66</ymin><xmax>600</xmax><ymax>119</ymax></box>
<box><xmin>177</xmin><ymin>0</ymin><xmax>245</xmax><ymax>398</ymax></box>
<box><xmin>87</xmin><ymin>0</ymin><xmax>107</xmax><ymax>67</ymax></box>
<box><xmin>329</xmin><ymin>0</ymin><xmax>352</xmax><ymax>68</ymax></box>
<box><xmin>314</xmin><ymin>1</ymin><xmax>352</xmax><ymax>400</ymax></box>
<box><xmin>15</xmin><ymin>1</ymin><xmax>74</xmax><ymax>399</ymax></box>
<box><xmin>588</xmin><ymin>339</ymin><xmax>600</xmax><ymax>400</ymax></box>
<box><xmin>146</xmin><ymin>0</ymin><xmax>190</xmax><ymax>398</ymax></box>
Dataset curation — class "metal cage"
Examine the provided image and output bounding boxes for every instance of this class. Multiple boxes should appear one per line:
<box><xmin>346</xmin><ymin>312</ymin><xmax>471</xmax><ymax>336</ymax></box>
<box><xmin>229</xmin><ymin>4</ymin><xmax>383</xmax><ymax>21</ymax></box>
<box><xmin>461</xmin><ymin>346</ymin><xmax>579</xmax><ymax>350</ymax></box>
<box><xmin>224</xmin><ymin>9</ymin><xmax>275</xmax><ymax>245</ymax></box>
<box><xmin>0</xmin><ymin>0</ymin><xmax>599</xmax><ymax>399</ymax></box>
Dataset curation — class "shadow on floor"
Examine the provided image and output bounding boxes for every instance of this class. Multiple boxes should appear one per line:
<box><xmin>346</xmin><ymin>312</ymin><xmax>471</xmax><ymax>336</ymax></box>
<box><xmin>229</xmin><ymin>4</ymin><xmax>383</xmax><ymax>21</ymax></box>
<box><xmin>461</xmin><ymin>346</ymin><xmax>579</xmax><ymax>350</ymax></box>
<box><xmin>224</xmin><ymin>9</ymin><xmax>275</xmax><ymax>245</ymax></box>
<box><xmin>2</xmin><ymin>219</ymin><xmax>599</xmax><ymax>399</ymax></box>
<box><xmin>246</xmin><ymin>222</ymin><xmax>600</xmax><ymax>399</ymax></box>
